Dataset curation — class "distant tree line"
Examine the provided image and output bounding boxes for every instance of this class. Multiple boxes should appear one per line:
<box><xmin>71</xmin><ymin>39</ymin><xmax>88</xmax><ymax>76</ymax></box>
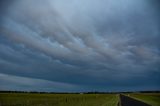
<box><xmin>0</xmin><ymin>90</ymin><xmax>159</xmax><ymax>94</ymax></box>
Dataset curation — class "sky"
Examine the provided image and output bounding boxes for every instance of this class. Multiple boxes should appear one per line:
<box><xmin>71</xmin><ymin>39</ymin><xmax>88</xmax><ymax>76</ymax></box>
<box><xmin>0</xmin><ymin>0</ymin><xmax>160</xmax><ymax>92</ymax></box>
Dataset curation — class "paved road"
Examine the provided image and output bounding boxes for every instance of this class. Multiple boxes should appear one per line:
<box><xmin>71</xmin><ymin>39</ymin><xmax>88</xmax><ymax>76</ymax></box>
<box><xmin>119</xmin><ymin>94</ymin><xmax>151</xmax><ymax>106</ymax></box>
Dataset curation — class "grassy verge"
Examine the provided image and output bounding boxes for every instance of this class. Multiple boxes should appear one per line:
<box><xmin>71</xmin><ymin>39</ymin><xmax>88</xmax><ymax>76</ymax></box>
<box><xmin>129</xmin><ymin>93</ymin><xmax>160</xmax><ymax>106</ymax></box>
<box><xmin>0</xmin><ymin>93</ymin><xmax>118</xmax><ymax>106</ymax></box>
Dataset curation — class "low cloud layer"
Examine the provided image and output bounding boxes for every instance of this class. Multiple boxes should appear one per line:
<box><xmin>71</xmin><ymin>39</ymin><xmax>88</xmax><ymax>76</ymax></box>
<box><xmin>0</xmin><ymin>0</ymin><xmax>160</xmax><ymax>92</ymax></box>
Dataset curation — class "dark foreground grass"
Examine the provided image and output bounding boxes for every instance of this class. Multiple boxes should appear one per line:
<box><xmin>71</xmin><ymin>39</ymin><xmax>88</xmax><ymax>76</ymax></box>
<box><xmin>129</xmin><ymin>93</ymin><xmax>160</xmax><ymax>106</ymax></box>
<box><xmin>0</xmin><ymin>93</ymin><xmax>118</xmax><ymax>106</ymax></box>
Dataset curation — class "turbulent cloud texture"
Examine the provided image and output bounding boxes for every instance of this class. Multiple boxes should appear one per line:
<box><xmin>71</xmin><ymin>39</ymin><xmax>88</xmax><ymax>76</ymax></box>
<box><xmin>0</xmin><ymin>0</ymin><xmax>160</xmax><ymax>92</ymax></box>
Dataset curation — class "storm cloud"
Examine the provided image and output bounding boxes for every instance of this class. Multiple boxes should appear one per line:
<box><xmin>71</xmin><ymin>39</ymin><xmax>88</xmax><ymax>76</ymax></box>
<box><xmin>0</xmin><ymin>0</ymin><xmax>160</xmax><ymax>92</ymax></box>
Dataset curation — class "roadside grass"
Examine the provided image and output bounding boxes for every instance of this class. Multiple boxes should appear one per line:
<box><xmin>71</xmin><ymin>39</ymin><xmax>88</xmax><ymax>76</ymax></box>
<box><xmin>129</xmin><ymin>93</ymin><xmax>160</xmax><ymax>106</ymax></box>
<box><xmin>0</xmin><ymin>93</ymin><xmax>118</xmax><ymax>106</ymax></box>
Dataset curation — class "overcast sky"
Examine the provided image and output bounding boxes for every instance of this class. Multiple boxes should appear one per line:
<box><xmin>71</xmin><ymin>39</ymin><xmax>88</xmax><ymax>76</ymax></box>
<box><xmin>0</xmin><ymin>0</ymin><xmax>160</xmax><ymax>92</ymax></box>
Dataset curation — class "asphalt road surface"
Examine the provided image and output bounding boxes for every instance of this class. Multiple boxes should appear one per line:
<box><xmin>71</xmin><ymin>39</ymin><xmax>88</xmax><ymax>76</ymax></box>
<box><xmin>119</xmin><ymin>94</ymin><xmax>151</xmax><ymax>106</ymax></box>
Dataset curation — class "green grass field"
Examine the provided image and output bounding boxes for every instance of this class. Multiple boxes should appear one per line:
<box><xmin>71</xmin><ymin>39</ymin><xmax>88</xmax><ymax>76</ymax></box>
<box><xmin>1</xmin><ymin>92</ymin><xmax>159</xmax><ymax>106</ymax></box>
<box><xmin>129</xmin><ymin>93</ymin><xmax>160</xmax><ymax>106</ymax></box>
<box><xmin>0</xmin><ymin>93</ymin><xmax>119</xmax><ymax>106</ymax></box>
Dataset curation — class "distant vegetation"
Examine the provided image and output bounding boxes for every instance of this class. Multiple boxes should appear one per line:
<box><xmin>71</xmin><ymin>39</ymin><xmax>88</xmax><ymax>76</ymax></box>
<box><xmin>0</xmin><ymin>90</ymin><xmax>159</xmax><ymax>94</ymax></box>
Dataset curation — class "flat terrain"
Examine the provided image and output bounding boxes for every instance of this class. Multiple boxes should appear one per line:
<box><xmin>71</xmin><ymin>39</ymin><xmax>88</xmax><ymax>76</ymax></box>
<box><xmin>1</xmin><ymin>92</ymin><xmax>159</xmax><ymax>106</ymax></box>
<box><xmin>0</xmin><ymin>93</ymin><xmax>118</xmax><ymax>106</ymax></box>
<box><xmin>119</xmin><ymin>94</ymin><xmax>150</xmax><ymax>106</ymax></box>
<box><xmin>129</xmin><ymin>93</ymin><xmax>160</xmax><ymax>106</ymax></box>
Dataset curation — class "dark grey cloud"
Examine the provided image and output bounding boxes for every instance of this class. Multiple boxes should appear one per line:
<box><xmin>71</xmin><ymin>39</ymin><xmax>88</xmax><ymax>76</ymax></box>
<box><xmin>0</xmin><ymin>0</ymin><xmax>160</xmax><ymax>92</ymax></box>
<box><xmin>0</xmin><ymin>73</ymin><xmax>78</xmax><ymax>92</ymax></box>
